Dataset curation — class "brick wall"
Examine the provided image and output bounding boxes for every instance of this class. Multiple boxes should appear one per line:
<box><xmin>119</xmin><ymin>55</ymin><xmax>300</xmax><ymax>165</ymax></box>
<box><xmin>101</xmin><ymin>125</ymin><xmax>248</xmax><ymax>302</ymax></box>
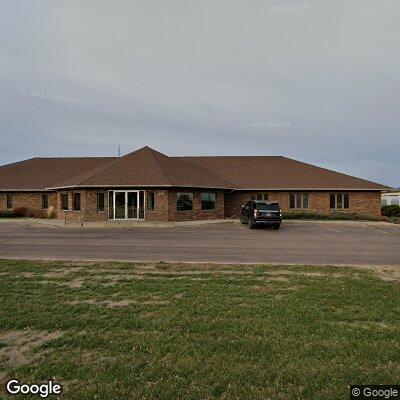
<box><xmin>145</xmin><ymin>190</ymin><xmax>169</xmax><ymax>221</ymax></box>
<box><xmin>166</xmin><ymin>189</ymin><xmax>225</xmax><ymax>222</ymax></box>
<box><xmin>0</xmin><ymin>192</ymin><xmax>56</xmax><ymax>213</ymax></box>
<box><xmin>225</xmin><ymin>191</ymin><xmax>382</xmax><ymax>219</ymax></box>
<box><xmin>56</xmin><ymin>190</ymin><xmax>108</xmax><ymax>223</ymax></box>
<box><xmin>1</xmin><ymin>189</ymin><xmax>382</xmax><ymax>221</ymax></box>
<box><xmin>144</xmin><ymin>189</ymin><xmax>225</xmax><ymax>222</ymax></box>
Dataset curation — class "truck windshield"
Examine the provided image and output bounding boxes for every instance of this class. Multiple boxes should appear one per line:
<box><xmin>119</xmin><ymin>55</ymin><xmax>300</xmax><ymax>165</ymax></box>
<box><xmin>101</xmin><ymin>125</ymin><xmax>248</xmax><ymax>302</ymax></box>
<box><xmin>257</xmin><ymin>203</ymin><xmax>280</xmax><ymax>211</ymax></box>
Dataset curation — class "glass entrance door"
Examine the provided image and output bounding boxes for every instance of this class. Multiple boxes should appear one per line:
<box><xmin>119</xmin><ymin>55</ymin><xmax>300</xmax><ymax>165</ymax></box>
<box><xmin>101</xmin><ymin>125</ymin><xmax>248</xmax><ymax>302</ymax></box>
<box><xmin>127</xmin><ymin>192</ymin><xmax>138</xmax><ymax>219</ymax></box>
<box><xmin>112</xmin><ymin>191</ymin><xmax>142</xmax><ymax>220</ymax></box>
<box><xmin>114</xmin><ymin>192</ymin><xmax>126</xmax><ymax>219</ymax></box>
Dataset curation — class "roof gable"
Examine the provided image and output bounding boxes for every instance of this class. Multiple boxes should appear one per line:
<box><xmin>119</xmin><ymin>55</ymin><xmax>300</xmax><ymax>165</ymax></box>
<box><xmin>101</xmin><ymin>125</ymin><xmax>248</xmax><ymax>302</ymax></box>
<box><xmin>52</xmin><ymin>146</ymin><xmax>231</xmax><ymax>189</ymax></box>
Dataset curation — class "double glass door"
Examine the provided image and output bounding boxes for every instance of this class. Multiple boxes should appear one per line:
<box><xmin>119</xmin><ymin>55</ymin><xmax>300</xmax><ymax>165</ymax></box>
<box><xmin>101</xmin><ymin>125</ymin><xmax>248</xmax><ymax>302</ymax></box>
<box><xmin>112</xmin><ymin>191</ymin><xmax>144</xmax><ymax>220</ymax></box>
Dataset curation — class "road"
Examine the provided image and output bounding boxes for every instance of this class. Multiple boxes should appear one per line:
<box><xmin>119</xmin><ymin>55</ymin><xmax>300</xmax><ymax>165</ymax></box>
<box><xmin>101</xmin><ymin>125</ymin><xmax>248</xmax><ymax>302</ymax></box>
<box><xmin>0</xmin><ymin>219</ymin><xmax>399</xmax><ymax>266</ymax></box>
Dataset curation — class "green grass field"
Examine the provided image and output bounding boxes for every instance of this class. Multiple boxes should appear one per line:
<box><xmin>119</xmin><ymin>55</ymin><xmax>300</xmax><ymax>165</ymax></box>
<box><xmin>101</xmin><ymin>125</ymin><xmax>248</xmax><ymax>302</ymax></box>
<box><xmin>1</xmin><ymin>260</ymin><xmax>400</xmax><ymax>399</ymax></box>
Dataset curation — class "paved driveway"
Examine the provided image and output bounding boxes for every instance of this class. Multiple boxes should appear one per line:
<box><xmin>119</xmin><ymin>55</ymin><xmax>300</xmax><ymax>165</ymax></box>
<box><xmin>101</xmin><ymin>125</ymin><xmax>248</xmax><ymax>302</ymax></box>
<box><xmin>0</xmin><ymin>219</ymin><xmax>399</xmax><ymax>266</ymax></box>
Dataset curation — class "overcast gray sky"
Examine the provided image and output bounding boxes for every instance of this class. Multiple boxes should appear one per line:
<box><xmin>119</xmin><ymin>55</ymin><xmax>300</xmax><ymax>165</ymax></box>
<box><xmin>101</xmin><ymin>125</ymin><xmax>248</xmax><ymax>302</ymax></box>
<box><xmin>0</xmin><ymin>0</ymin><xmax>398</xmax><ymax>186</ymax></box>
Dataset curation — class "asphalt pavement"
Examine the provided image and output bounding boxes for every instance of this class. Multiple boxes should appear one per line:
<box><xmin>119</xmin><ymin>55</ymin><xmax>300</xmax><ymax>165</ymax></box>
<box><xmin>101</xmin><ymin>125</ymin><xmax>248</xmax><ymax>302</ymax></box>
<box><xmin>0</xmin><ymin>219</ymin><xmax>399</xmax><ymax>266</ymax></box>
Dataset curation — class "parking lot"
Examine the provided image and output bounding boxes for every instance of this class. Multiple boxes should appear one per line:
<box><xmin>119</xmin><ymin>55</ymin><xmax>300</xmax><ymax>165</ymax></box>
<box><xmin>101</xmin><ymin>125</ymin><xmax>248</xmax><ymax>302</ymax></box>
<box><xmin>0</xmin><ymin>219</ymin><xmax>399</xmax><ymax>266</ymax></box>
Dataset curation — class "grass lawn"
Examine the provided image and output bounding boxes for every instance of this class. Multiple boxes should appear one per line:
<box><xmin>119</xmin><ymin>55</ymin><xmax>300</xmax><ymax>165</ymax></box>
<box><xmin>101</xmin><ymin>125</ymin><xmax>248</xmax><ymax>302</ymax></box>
<box><xmin>1</xmin><ymin>260</ymin><xmax>400</xmax><ymax>399</ymax></box>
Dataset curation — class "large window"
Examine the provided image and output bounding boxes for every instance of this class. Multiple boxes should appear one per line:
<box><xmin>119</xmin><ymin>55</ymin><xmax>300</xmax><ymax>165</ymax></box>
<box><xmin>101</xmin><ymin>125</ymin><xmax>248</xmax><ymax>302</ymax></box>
<box><xmin>251</xmin><ymin>193</ymin><xmax>268</xmax><ymax>201</ymax></box>
<box><xmin>201</xmin><ymin>192</ymin><xmax>216</xmax><ymax>210</ymax></box>
<box><xmin>97</xmin><ymin>191</ymin><xmax>105</xmax><ymax>212</ymax></box>
<box><xmin>177</xmin><ymin>192</ymin><xmax>193</xmax><ymax>211</ymax></box>
<box><xmin>330</xmin><ymin>193</ymin><xmax>349</xmax><ymax>209</ymax></box>
<box><xmin>391</xmin><ymin>196</ymin><xmax>400</xmax><ymax>206</ymax></box>
<box><xmin>147</xmin><ymin>191</ymin><xmax>155</xmax><ymax>211</ymax></box>
<box><xmin>42</xmin><ymin>194</ymin><xmax>49</xmax><ymax>210</ymax></box>
<box><xmin>73</xmin><ymin>193</ymin><xmax>81</xmax><ymax>211</ymax></box>
<box><xmin>382</xmin><ymin>194</ymin><xmax>400</xmax><ymax>206</ymax></box>
<box><xmin>61</xmin><ymin>193</ymin><xmax>69</xmax><ymax>211</ymax></box>
<box><xmin>6</xmin><ymin>194</ymin><xmax>13</xmax><ymax>210</ymax></box>
<box><xmin>290</xmin><ymin>193</ymin><xmax>309</xmax><ymax>209</ymax></box>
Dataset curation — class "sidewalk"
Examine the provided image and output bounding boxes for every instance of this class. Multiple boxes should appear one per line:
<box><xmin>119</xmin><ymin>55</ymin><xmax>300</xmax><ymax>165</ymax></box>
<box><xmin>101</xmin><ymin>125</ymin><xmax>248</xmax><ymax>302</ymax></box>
<box><xmin>24</xmin><ymin>218</ymin><xmax>237</xmax><ymax>229</ymax></box>
<box><xmin>0</xmin><ymin>217</ymin><xmax>398</xmax><ymax>229</ymax></box>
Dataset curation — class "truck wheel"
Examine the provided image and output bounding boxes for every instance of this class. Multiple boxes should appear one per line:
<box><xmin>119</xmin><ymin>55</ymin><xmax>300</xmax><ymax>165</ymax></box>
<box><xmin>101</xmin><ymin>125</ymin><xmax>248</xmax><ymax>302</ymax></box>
<box><xmin>274</xmin><ymin>224</ymin><xmax>281</xmax><ymax>230</ymax></box>
<box><xmin>240</xmin><ymin>216</ymin><xmax>246</xmax><ymax>224</ymax></box>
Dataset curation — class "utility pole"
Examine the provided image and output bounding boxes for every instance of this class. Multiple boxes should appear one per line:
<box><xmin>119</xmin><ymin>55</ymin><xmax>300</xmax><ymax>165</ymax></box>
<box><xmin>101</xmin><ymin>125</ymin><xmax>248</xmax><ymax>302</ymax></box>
<box><xmin>117</xmin><ymin>145</ymin><xmax>121</xmax><ymax>157</ymax></box>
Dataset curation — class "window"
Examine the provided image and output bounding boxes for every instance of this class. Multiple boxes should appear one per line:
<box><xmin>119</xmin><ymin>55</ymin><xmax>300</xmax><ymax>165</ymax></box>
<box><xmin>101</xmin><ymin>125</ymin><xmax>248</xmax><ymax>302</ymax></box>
<box><xmin>42</xmin><ymin>194</ymin><xmax>49</xmax><ymax>210</ymax></box>
<box><xmin>257</xmin><ymin>203</ymin><xmax>280</xmax><ymax>211</ymax></box>
<box><xmin>251</xmin><ymin>193</ymin><xmax>268</xmax><ymax>201</ymax></box>
<box><xmin>6</xmin><ymin>194</ymin><xmax>13</xmax><ymax>210</ymax></box>
<box><xmin>147</xmin><ymin>191</ymin><xmax>155</xmax><ymax>211</ymax></box>
<box><xmin>73</xmin><ymin>193</ymin><xmax>81</xmax><ymax>211</ymax></box>
<box><xmin>177</xmin><ymin>192</ymin><xmax>193</xmax><ymax>211</ymax></box>
<box><xmin>381</xmin><ymin>195</ymin><xmax>388</xmax><ymax>206</ymax></box>
<box><xmin>201</xmin><ymin>192</ymin><xmax>216</xmax><ymax>210</ymax></box>
<box><xmin>61</xmin><ymin>193</ymin><xmax>69</xmax><ymax>211</ymax></box>
<box><xmin>290</xmin><ymin>193</ymin><xmax>309</xmax><ymax>209</ymax></box>
<box><xmin>330</xmin><ymin>193</ymin><xmax>349</xmax><ymax>209</ymax></box>
<box><xmin>97</xmin><ymin>191</ymin><xmax>105</xmax><ymax>212</ymax></box>
<box><xmin>390</xmin><ymin>196</ymin><xmax>400</xmax><ymax>206</ymax></box>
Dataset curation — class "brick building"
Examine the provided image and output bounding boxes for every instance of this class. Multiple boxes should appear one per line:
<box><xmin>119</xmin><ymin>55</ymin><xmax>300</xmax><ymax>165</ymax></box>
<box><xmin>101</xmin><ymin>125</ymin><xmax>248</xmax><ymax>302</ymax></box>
<box><xmin>0</xmin><ymin>146</ymin><xmax>389</xmax><ymax>222</ymax></box>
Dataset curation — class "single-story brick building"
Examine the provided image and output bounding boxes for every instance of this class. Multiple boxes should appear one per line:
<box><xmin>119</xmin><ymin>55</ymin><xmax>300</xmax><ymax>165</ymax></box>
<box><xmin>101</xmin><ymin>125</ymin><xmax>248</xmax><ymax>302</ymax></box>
<box><xmin>0</xmin><ymin>146</ymin><xmax>390</xmax><ymax>222</ymax></box>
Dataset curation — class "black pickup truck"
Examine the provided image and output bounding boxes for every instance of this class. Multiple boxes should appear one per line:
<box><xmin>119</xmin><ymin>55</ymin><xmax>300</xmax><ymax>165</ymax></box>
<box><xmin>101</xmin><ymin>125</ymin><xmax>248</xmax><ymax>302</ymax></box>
<box><xmin>240</xmin><ymin>200</ymin><xmax>282</xmax><ymax>229</ymax></box>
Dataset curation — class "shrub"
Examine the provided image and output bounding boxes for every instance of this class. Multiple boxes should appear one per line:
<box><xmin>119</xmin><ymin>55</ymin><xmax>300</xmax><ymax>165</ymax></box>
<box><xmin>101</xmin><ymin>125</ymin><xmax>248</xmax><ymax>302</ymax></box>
<box><xmin>11</xmin><ymin>207</ymin><xmax>49</xmax><ymax>219</ymax></box>
<box><xmin>32</xmin><ymin>210</ymin><xmax>48</xmax><ymax>219</ymax></box>
<box><xmin>12</xmin><ymin>206</ymin><xmax>30</xmax><ymax>217</ymax></box>
<box><xmin>382</xmin><ymin>216</ymin><xmax>400</xmax><ymax>224</ymax></box>
<box><xmin>283</xmin><ymin>212</ymin><xmax>325</xmax><ymax>220</ymax></box>
<box><xmin>0</xmin><ymin>211</ymin><xmax>16</xmax><ymax>218</ymax></box>
<box><xmin>381</xmin><ymin>205</ymin><xmax>400</xmax><ymax>217</ymax></box>
<box><xmin>282</xmin><ymin>212</ymin><xmax>378</xmax><ymax>221</ymax></box>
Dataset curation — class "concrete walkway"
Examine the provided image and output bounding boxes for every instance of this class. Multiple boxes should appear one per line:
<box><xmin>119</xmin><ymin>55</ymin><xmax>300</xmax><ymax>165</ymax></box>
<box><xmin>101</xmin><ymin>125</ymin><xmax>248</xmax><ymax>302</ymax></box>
<box><xmin>1</xmin><ymin>217</ymin><xmax>395</xmax><ymax>229</ymax></box>
<box><xmin>6</xmin><ymin>218</ymin><xmax>237</xmax><ymax>228</ymax></box>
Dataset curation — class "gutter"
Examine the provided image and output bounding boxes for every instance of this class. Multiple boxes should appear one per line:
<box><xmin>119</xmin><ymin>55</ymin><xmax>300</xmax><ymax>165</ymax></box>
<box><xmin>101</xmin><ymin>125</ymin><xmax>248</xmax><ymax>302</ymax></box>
<box><xmin>1</xmin><ymin>187</ymin><xmax>391</xmax><ymax>192</ymax></box>
<box><xmin>44</xmin><ymin>184</ymin><xmax>234</xmax><ymax>190</ymax></box>
<box><xmin>0</xmin><ymin>184</ymin><xmax>390</xmax><ymax>193</ymax></box>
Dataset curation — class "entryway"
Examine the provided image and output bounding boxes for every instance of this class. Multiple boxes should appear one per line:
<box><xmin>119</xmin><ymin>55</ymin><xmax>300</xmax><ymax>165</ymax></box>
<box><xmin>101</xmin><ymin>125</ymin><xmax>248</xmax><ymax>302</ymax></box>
<box><xmin>109</xmin><ymin>190</ymin><xmax>145</xmax><ymax>220</ymax></box>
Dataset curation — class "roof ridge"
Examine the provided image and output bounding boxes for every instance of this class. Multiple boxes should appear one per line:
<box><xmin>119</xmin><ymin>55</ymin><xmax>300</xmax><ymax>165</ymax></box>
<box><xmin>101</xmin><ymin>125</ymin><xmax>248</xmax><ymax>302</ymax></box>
<box><xmin>52</xmin><ymin>146</ymin><xmax>175</xmax><ymax>188</ymax></box>
<box><xmin>58</xmin><ymin>157</ymin><xmax>125</xmax><ymax>186</ymax></box>
<box><xmin>37</xmin><ymin>156</ymin><xmax>116</xmax><ymax>160</ymax></box>
<box><xmin>174</xmin><ymin>155</ymin><xmax>284</xmax><ymax>159</ymax></box>
<box><xmin>145</xmin><ymin>149</ymin><xmax>173</xmax><ymax>186</ymax></box>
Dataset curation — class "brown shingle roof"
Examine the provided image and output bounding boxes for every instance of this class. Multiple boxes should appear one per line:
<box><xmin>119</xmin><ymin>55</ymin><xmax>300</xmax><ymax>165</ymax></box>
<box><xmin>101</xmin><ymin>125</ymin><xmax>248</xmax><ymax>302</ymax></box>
<box><xmin>0</xmin><ymin>146</ymin><xmax>390</xmax><ymax>191</ymax></box>
<box><xmin>0</xmin><ymin>157</ymin><xmax>114</xmax><ymax>191</ymax></box>
<box><xmin>177</xmin><ymin>156</ymin><xmax>389</xmax><ymax>190</ymax></box>
<box><xmin>53</xmin><ymin>147</ymin><xmax>231</xmax><ymax>189</ymax></box>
